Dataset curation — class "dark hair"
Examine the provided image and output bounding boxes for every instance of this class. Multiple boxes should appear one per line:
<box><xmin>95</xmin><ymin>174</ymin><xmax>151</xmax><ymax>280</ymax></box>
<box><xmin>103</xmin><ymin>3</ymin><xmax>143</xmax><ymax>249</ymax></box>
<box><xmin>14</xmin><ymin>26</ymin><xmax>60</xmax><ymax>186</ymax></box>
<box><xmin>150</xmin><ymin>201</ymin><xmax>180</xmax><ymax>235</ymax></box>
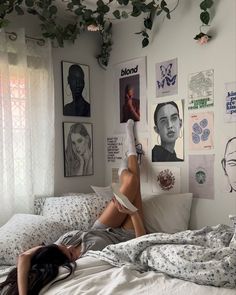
<box><xmin>125</xmin><ymin>84</ymin><xmax>133</xmax><ymax>94</ymax></box>
<box><xmin>0</xmin><ymin>244</ymin><xmax>76</xmax><ymax>295</ymax></box>
<box><xmin>153</xmin><ymin>101</ymin><xmax>180</xmax><ymax>126</ymax></box>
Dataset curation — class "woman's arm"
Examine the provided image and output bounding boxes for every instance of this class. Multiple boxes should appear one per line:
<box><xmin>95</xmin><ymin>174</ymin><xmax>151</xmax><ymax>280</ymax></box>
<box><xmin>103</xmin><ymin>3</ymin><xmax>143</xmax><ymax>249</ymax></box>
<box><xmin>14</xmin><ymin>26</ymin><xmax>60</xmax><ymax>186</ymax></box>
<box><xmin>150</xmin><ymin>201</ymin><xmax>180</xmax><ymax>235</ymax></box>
<box><xmin>112</xmin><ymin>198</ymin><xmax>146</xmax><ymax>238</ymax></box>
<box><xmin>17</xmin><ymin>246</ymin><xmax>42</xmax><ymax>295</ymax></box>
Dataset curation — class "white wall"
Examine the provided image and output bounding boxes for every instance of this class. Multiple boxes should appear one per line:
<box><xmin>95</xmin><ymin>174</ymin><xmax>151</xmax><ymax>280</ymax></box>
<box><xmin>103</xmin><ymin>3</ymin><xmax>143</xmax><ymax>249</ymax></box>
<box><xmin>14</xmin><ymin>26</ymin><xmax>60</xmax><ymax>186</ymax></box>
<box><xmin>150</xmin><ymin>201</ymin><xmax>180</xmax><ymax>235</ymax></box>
<box><xmin>7</xmin><ymin>13</ymin><xmax>107</xmax><ymax>195</ymax></box>
<box><xmin>104</xmin><ymin>0</ymin><xmax>236</xmax><ymax>229</ymax></box>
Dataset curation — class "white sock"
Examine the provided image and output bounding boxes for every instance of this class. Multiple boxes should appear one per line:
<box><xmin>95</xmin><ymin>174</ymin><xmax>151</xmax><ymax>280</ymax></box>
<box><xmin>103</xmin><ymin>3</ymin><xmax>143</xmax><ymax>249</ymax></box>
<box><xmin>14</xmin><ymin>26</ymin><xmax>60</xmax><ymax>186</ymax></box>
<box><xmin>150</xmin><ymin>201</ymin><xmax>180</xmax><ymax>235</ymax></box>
<box><xmin>118</xmin><ymin>157</ymin><xmax>128</xmax><ymax>176</ymax></box>
<box><xmin>126</xmin><ymin>119</ymin><xmax>137</xmax><ymax>157</ymax></box>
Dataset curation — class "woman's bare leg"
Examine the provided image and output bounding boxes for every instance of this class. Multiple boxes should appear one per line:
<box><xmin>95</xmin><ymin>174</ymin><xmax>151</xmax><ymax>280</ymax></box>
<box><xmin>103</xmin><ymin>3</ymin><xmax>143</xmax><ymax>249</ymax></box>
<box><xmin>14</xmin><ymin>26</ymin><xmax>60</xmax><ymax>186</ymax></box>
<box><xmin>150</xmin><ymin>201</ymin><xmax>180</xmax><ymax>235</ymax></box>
<box><xmin>97</xmin><ymin>120</ymin><xmax>143</xmax><ymax>229</ymax></box>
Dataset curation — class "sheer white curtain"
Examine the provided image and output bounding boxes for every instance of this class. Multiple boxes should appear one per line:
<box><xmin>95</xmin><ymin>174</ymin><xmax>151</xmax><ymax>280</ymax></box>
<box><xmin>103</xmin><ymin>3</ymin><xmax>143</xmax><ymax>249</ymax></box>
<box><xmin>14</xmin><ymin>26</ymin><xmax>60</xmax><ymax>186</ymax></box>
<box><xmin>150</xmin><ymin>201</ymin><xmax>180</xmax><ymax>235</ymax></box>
<box><xmin>0</xmin><ymin>29</ymin><xmax>54</xmax><ymax>226</ymax></box>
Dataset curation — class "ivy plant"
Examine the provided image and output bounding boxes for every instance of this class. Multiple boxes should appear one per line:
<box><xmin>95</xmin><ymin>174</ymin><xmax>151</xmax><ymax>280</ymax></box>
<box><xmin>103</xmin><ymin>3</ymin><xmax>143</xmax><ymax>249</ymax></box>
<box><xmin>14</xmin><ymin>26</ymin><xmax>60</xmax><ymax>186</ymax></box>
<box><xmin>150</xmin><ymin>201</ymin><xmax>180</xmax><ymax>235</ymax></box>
<box><xmin>0</xmin><ymin>0</ymin><xmax>214</xmax><ymax>68</ymax></box>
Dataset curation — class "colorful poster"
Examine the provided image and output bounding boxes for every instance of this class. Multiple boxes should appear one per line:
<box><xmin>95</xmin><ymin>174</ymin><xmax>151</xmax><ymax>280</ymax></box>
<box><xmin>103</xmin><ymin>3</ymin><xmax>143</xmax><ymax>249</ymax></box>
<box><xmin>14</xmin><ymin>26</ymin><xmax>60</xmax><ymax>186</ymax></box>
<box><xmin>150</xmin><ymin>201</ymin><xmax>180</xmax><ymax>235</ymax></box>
<box><xmin>151</xmin><ymin>100</ymin><xmax>184</xmax><ymax>162</ymax></box>
<box><xmin>189</xmin><ymin>155</ymin><xmax>215</xmax><ymax>199</ymax></box>
<box><xmin>156</xmin><ymin>58</ymin><xmax>178</xmax><ymax>97</ymax></box>
<box><xmin>225</xmin><ymin>82</ymin><xmax>236</xmax><ymax>122</ymax></box>
<box><xmin>189</xmin><ymin>112</ymin><xmax>214</xmax><ymax>151</ymax></box>
<box><xmin>115</xmin><ymin>57</ymin><xmax>147</xmax><ymax>132</ymax></box>
<box><xmin>188</xmin><ymin>69</ymin><xmax>214</xmax><ymax>109</ymax></box>
<box><xmin>221</xmin><ymin>136</ymin><xmax>236</xmax><ymax>194</ymax></box>
<box><xmin>152</xmin><ymin>166</ymin><xmax>180</xmax><ymax>193</ymax></box>
<box><xmin>106</xmin><ymin>136</ymin><xmax>123</xmax><ymax>163</ymax></box>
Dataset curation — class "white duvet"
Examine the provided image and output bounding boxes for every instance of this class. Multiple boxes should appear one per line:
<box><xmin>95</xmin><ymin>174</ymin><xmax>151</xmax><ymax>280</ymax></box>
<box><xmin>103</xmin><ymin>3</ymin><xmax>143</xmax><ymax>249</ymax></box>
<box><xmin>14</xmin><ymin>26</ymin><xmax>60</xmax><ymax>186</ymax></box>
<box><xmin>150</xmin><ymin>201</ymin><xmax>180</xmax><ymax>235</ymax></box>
<box><xmin>41</xmin><ymin>256</ymin><xmax>235</xmax><ymax>295</ymax></box>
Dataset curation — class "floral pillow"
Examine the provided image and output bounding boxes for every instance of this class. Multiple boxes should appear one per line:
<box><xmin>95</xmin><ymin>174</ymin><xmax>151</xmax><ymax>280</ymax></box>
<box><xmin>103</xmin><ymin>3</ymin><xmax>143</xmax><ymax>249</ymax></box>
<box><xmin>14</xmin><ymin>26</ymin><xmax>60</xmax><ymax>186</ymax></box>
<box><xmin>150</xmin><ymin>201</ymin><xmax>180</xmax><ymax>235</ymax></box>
<box><xmin>0</xmin><ymin>214</ymin><xmax>67</xmax><ymax>265</ymax></box>
<box><xmin>41</xmin><ymin>193</ymin><xmax>109</xmax><ymax>231</ymax></box>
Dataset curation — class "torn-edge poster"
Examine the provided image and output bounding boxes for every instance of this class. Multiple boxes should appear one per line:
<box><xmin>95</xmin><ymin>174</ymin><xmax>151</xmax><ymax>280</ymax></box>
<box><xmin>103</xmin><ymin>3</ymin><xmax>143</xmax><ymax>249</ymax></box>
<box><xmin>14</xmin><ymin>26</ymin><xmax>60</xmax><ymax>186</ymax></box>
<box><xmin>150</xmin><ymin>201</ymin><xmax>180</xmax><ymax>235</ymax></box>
<box><xmin>225</xmin><ymin>81</ymin><xmax>236</xmax><ymax>122</ymax></box>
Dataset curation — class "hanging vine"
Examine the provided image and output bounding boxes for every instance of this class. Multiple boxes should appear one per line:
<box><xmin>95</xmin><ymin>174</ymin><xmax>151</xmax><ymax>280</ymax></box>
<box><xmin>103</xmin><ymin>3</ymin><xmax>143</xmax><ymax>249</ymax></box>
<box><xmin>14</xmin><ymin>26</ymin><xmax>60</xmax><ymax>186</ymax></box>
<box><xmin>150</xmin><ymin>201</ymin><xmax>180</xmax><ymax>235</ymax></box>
<box><xmin>0</xmin><ymin>0</ymin><xmax>214</xmax><ymax>68</ymax></box>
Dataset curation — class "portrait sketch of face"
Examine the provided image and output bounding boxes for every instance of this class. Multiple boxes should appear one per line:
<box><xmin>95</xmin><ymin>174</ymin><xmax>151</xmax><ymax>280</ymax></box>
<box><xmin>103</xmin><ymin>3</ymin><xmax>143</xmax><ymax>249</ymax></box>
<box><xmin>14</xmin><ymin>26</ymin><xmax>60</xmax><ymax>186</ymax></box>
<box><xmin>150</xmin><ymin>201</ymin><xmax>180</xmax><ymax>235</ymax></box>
<box><xmin>221</xmin><ymin>137</ymin><xmax>236</xmax><ymax>192</ymax></box>
<box><xmin>151</xmin><ymin>100</ymin><xmax>184</xmax><ymax>162</ymax></box>
<box><xmin>63</xmin><ymin>122</ymin><xmax>93</xmax><ymax>177</ymax></box>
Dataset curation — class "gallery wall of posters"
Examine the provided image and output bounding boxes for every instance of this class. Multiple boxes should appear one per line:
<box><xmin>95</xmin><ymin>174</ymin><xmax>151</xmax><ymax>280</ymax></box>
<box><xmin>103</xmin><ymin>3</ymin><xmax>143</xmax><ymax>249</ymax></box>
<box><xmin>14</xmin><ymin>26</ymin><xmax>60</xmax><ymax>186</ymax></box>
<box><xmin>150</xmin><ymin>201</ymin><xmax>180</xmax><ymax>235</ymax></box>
<box><xmin>151</xmin><ymin>100</ymin><xmax>184</xmax><ymax>162</ymax></box>
<box><xmin>189</xmin><ymin>112</ymin><xmax>214</xmax><ymax>151</ymax></box>
<box><xmin>114</xmin><ymin>57</ymin><xmax>147</xmax><ymax>132</ymax></box>
<box><xmin>62</xmin><ymin>61</ymin><xmax>90</xmax><ymax>117</ymax></box>
<box><xmin>188</xmin><ymin>69</ymin><xmax>214</xmax><ymax>110</ymax></box>
<box><xmin>225</xmin><ymin>82</ymin><xmax>236</xmax><ymax>122</ymax></box>
<box><xmin>189</xmin><ymin>155</ymin><xmax>215</xmax><ymax>199</ymax></box>
<box><xmin>63</xmin><ymin>122</ymin><xmax>93</xmax><ymax>177</ymax></box>
<box><xmin>156</xmin><ymin>58</ymin><xmax>178</xmax><ymax>97</ymax></box>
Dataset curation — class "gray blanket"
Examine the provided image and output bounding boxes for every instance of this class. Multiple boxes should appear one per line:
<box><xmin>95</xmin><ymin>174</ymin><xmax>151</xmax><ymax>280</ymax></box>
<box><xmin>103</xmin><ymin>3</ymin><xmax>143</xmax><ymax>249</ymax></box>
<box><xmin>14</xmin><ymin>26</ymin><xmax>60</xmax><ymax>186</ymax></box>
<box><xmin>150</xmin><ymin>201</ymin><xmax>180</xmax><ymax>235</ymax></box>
<box><xmin>86</xmin><ymin>224</ymin><xmax>236</xmax><ymax>288</ymax></box>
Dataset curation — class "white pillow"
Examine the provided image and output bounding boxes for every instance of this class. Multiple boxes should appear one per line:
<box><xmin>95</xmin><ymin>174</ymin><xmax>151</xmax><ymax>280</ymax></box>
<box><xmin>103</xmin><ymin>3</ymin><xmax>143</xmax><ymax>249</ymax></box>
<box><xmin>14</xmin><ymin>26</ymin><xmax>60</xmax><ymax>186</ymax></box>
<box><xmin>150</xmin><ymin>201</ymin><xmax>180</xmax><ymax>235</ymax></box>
<box><xmin>0</xmin><ymin>214</ymin><xmax>67</xmax><ymax>265</ymax></box>
<box><xmin>142</xmin><ymin>193</ymin><xmax>193</xmax><ymax>234</ymax></box>
<box><xmin>42</xmin><ymin>193</ymin><xmax>109</xmax><ymax>231</ymax></box>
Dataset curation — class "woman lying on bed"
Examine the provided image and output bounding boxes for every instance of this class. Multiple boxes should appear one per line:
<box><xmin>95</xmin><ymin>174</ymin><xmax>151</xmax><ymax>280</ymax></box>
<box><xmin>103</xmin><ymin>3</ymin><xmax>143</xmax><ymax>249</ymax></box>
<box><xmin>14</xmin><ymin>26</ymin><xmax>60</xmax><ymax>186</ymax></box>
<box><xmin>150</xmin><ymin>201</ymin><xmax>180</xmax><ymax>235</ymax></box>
<box><xmin>0</xmin><ymin>119</ymin><xmax>146</xmax><ymax>295</ymax></box>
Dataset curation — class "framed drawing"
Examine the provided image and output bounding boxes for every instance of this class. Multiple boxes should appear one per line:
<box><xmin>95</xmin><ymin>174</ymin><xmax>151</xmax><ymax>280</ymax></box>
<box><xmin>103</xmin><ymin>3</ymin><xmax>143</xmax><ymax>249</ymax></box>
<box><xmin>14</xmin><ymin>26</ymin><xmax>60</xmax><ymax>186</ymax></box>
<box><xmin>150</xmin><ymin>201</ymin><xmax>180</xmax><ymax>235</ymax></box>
<box><xmin>61</xmin><ymin>61</ymin><xmax>91</xmax><ymax>117</ymax></box>
<box><xmin>63</xmin><ymin>122</ymin><xmax>93</xmax><ymax>177</ymax></box>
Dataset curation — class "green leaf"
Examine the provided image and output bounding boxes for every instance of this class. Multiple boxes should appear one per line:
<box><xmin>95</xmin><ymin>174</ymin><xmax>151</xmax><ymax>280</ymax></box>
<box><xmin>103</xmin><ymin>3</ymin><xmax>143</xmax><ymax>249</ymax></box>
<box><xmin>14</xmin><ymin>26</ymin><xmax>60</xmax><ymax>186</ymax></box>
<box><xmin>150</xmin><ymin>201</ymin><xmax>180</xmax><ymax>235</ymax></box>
<box><xmin>144</xmin><ymin>17</ymin><xmax>152</xmax><ymax>30</ymax></box>
<box><xmin>200</xmin><ymin>0</ymin><xmax>213</xmax><ymax>11</ymax></box>
<box><xmin>142</xmin><ymin>31</ymin><xmax>148</xmax><ymax>37</ymax></box>
<box><xmin>25</xmin><ymin>0</ymin><xmax>34</xmax><ymax>7</ymax></box>
<box><xmin>83</xmin><ymin>9</ymin><xmax>93</xmax><ymax>20</ymax></box>
<box><xmin>156</xmin><ymin>9</ymin><xmax>162</xmax><ymax>16</ymax></box>
<box><xmin>67</xmin><ymin>2</ymin><xmax>74</xmax><ymax>10</ymax></box>
<box><xmin>49</xmin><ymin>5</ymin><xmax>57</xmax><ymax>15</ymax></box>
<box><xmin>97</xmin><ymin>0</ymin><xmax>104</xmax><ymax>7</ymax></box>
<box><xmin>113</xmin><ymin>9</ymin><xmax>121</xmax><ymax>19</ymax></box>
<box><xmin>142</xmin><ymin>37</ymin><xmax>149</xmax><ymax>47</ymax></box>
<box><xmin>131</xmin><ymin>6</ymin><xmax>141</xmax><ymax>17</ymax></box>
<box><xmin>15</xmin><ymin>5</ymin><xmax>24</xmax><ymax>15</ymax></box>
<box><xmin>200</xmin><ymin>11</ymin><xmax>210</xmax><ymax>24</ymax></box>
<box><xmin>121</xmin><ymin>10</ymin><xmax>128</xmax><ymax>19</ymax></box>
<box><xmin>100</xmin><ymin>5</ymin><xmax>109</xmax><ymax>13</ymax></box>
<box><xmin>123</xmin><ymin>0</ymin><xmax>129</xmax><ymax>5</ymax></box>
<box><xmin>27</xmin><ymin>7</ymin><xmax>37</xmax><ymax>14</ymax></box>
<box><xmin>74</xmin><ymin>7</ymin><xmax>83</xmax><ymax>15</ymax></box>
<box><xmin>160</xmin><ymin>0</ymin><xmax>167</xmax><ymax>9</ymax></box>
<box><xmin>0</xmin><ymin>18</ymin><xmax>10</xmax><ymax>28</ymax></box>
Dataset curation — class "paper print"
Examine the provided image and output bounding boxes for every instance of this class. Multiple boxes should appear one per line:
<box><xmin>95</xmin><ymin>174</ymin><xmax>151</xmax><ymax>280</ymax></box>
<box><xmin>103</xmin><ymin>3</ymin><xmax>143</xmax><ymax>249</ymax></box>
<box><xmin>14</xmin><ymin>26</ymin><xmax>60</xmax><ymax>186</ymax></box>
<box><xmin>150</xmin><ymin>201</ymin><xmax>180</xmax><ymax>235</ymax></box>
<box><xmin>156</xmin><ymin>58</ymin><xmax>178</xmax><ymax>97</ymax></box>
<box><xmin>225</xmin><ymin>82</ymin><xmax>236</xmax><ymax>122</ymax></box>
<box><xmin>221</xmin><ymin>136</ymin><xmax>236</xmax><ymax>194</ymax></box>
<box><xmin>151</xmin><ymin>100</ymin><xmax>184</xmax><ymax>162</ymax></box>
<box><xmin>188</xmin><ymin>69</ymin><xmax>214</xmax><ymax>109</ymax></box>
<box><xmin>112</xmin><ymin>168</ymin><xmax>119</xmax><ymax>183</ymax></box>
<box><xmin>106</xmin><ymin>136</ymin><xmax>123</xmax><ymax>163</ymax></box>
<box><xmin>189</xmin><ymin>112</ymin><xmax>214</xmax><ymax>151</ymax></box>
<box><xmin>152</xmin><ymin>166</ymin><xmax>180</xmax><ymax>194</ymax></box>
<box><xmin>189</xmin><ymin>155</ymin><xmax>215</xmax><ymax>199</ymax></box>
<box><xmin>115</xmin><ymin>57</ymin><xmax>147</xmax><ymax>132</ymax></box>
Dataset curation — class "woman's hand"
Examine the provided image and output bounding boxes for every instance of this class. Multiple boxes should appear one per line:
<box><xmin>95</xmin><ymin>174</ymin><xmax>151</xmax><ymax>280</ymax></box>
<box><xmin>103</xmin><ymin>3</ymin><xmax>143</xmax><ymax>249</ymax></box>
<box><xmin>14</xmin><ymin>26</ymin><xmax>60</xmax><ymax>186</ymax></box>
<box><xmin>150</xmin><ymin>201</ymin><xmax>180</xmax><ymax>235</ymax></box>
<box><xmin>112</xmin><ymin>197</ymin><xmax>136</xmax><ymax>215</ymax></box>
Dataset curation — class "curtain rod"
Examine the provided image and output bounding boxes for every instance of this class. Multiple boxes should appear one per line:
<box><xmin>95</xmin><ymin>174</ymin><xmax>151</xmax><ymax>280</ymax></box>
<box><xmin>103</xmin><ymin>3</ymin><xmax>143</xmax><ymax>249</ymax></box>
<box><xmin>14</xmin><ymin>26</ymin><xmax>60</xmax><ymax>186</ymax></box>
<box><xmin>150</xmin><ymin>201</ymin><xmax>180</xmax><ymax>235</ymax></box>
<box><xmin>5</xmin><ymin>31</ymin><xmax>45</xmax><ymax>46</ymax></box>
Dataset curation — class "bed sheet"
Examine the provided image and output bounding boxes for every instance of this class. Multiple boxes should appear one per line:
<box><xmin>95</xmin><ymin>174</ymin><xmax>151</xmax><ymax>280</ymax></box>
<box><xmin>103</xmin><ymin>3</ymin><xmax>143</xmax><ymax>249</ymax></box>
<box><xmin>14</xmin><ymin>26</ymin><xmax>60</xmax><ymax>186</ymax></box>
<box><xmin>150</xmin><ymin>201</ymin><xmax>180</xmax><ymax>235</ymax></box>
<box><xmin>40</xmin><ymin>256</ymin><xmax>236</xmax><ymax>295</ymax></box>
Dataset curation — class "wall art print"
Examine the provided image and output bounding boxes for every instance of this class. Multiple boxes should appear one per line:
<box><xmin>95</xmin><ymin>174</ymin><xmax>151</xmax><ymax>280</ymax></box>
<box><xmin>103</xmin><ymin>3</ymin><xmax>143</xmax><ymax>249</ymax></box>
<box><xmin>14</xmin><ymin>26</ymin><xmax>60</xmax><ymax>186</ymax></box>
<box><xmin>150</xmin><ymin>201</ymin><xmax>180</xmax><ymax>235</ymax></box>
<box><xmin>189</xmin><ymin>112</ymin><xmax>214</xmax><ymax>151</ymax></box>
<box><xmin>189</xmin><ymin>155</ymin><xmax>215</xmax><ymax>199</ymax></box>
<box><xmin>188</xmin><ymin>69</ymin><xmax>214</xmax><ymax>110</ymax></box>
<box><xmin>225</xmin><ymin>81</ymin><xmax>236</xmax><ymax>123</ymax></box>
<box><xmin>63</xmin><ymin>122</ymin><xmax>93</xmax><ymax>177</ymax></box>
<box><xmin>114</xmin><ymin>57</ymin><xmax>147</xmax><ymax>132</ymax></box>
<box><xmin>151</xmin><ymin>100</ymin><xmax>184</xmax><ymax>162</ymax></box>
<box><xmin>62</xmin><ymin>61</ymin><xmax>90</xmax><ymax>117</ymax></box>
<box><xmin>221</xmin><ymin>136</ymin><xmax>236</xmax><ymax>194</ymax></box>
<box><xmin>152</xmin><ymin>166</ymin><xmax>180</xmax><ymax>194</ymax></box>
<box><xmin>156</xmin><ymin>58</ymin><xmax>178</xmax><ymax>97</ymax></box>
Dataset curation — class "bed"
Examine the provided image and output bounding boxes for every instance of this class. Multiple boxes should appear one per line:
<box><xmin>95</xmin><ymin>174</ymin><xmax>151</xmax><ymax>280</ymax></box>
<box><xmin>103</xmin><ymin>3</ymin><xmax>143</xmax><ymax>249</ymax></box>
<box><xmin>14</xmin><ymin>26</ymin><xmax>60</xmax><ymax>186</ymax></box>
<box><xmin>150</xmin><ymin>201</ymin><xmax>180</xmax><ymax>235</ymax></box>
<box><xmin>0</xmin><ymin>191</ymin><xmax>235</xmax><ymax>294</ymax></box>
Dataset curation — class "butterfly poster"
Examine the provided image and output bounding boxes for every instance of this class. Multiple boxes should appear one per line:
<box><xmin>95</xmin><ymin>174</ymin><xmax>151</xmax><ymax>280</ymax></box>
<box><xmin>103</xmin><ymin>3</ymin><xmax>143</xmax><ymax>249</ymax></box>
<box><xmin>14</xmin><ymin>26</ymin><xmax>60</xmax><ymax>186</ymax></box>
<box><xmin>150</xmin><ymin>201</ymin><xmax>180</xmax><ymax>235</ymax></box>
<box><xmin>189</xmin><ymin>155</ymin><xmax>215</xmax><ymax>199</ymax></box>
<box><xmin>189</xmin><ymin>112</ymin><xmax>214</xmax><ymax>151</ymax></box>
<box><xmin>188</xmin><ymin>69</ymin><xmax>214</xmax><ymax>110</ymax></box>
<box><xmin>155</xmin><ymin>58</ymin><xmax>178</xmax><ymax>97</ymax></box>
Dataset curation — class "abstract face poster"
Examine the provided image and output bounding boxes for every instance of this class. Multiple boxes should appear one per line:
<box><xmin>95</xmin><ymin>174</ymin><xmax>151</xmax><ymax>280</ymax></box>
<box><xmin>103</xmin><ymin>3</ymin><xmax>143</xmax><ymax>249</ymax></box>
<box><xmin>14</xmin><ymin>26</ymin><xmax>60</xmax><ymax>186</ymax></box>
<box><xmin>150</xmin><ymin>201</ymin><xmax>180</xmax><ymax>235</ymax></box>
<box><xmin>189</xmin><ymin>155</ymin><xmax>215</xmax><ymax>199</ymax></box>
<box><xmin>151</xmin><ymin>100</ymin><xmax>184</xmax><ymax>162</ymax></box>
<box><xmin>221</xmin><ymin>136</ymin><xmax>236</xmax><ymax>193</ymax></box>
<box><xmin>189</xmin><ymin>112</ymin><xmax>214</xmax><ymax>151</ymax></box>
<box><xmin>156</xmin><ymin>58</ymin><xmax>178</xmax><ymax>97</ymax></box>
<box><xmin>152</xmin><ymin>166</ymin><xmax>180</xmax><ymax>193</ymax></box>
<box><xmin>115</xmin><ymin>57</ymin><xmax>147</xmax><ymax>132</ymax></box>
<box><xmin>225</xmin><ymin>82</ymin><xmax>236</xmax><ymax>123</ymax></box>
<box><xmin>106</xmin><ymin>136</ymin><xmax>123</xmax><ymax>163</ymax></box>
<box><xmin>188</xmin><ymin>69</ymin><xmax>214</xmax><ymax>110</ymax></box>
